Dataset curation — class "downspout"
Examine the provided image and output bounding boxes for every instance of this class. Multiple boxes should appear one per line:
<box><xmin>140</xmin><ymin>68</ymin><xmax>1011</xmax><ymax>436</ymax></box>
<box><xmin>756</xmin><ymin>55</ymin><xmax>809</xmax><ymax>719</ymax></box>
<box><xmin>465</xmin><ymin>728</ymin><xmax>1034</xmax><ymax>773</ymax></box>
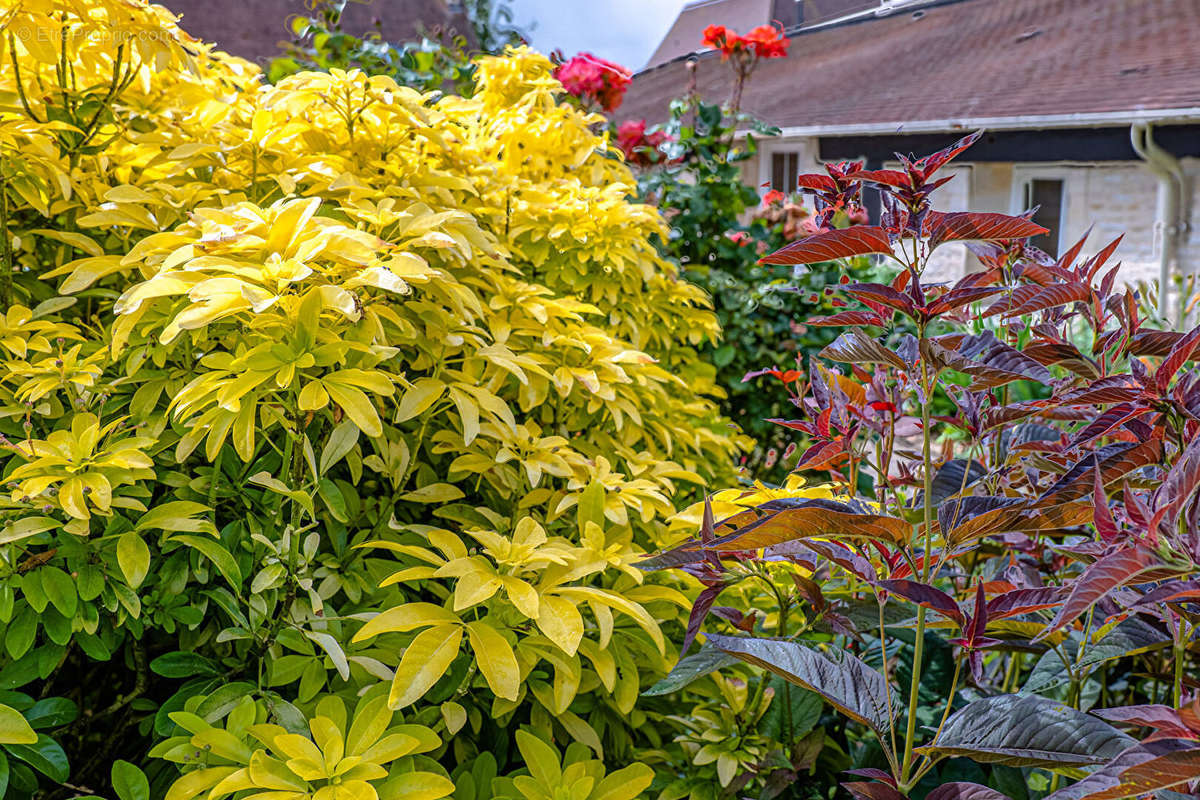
<box><xmin>1131</xmin><ymin>123</ymin><xmax>1187</xmax><ymax>325</ymax></box>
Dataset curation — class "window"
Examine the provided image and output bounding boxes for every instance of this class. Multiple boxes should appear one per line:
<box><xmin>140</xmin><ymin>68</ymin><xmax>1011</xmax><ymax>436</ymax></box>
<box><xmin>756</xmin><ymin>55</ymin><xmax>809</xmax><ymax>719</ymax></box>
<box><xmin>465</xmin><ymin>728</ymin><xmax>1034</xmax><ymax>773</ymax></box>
<box><xmin>771</xmin><ymin>152</ymin><xmax>800</xmax><ymax>193</ymax></box>
<box><xmin>1022</xmin><ymin>178</ymin><xmax>1065</xmax><ymax>257</ymax></box>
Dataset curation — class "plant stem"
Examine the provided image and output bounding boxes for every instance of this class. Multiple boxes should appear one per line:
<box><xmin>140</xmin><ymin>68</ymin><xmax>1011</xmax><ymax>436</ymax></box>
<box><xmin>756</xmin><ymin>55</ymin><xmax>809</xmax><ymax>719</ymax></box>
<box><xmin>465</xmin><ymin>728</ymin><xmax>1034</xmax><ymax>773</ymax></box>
<box><xmin>0</xmin><ymin>175</ymin><xmax>11</xmax><ymax>307</ymax></box>
<box><xmin>1173</xmin><ymin>617</ymin><xmax>1187</xmax><ymax>707</ymax></box>
<box><xmin>900</xmin><ymin>348</ymin><xmax>936</xmax><ymax>787</ymax></box>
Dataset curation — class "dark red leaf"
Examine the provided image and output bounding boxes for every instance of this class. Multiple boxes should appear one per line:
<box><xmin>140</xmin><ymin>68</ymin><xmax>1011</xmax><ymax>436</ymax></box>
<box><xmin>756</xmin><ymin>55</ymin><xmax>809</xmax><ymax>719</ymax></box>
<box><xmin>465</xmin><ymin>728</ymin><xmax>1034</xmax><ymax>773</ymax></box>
<box><xmin>1067</xmin><ymin>403</ymin><xmax>1145</xmax><ymax>448</ymax></box>
<box><xmin>989</xmin><ymin>283</ymin><xmax>1092</xmax><ymax>318</ymax></box>
<box><xmin>1043</xmin><ymin>742</ymin><xmax>1200</xmax><ymax>800</ymax></box>
<box><xmin>1021</xmin><ymin>341</ymin><xmax>1099</xmax><ymax>379</ymax></box>
<box><xmin>681</xmin><ymin>584</ymin><xmax>723</xmax><ymax>655</ymax></box>
<box><xmin>807</xmin><ymin>311</ymin><xmax>887</xmax><ymax>327</ymax></box>
<box><xmin>1091</xmin><ymin>705</ymin><xmax>1193</xmax><ymax>738</ymax></box>
<box><xmin>1037</xmin><ymin>439</ymin><xmax>1162</xmax><ymax>504</ymax></box>
<box><xmin>1135</xmin><ymin>580</ymin><xmax>1200</xmax><ymax>607</ymax></box>
<box><xmin>916</xmin><ymin>130</ymin><xmax>983</xmax><ymax>178</ymax></box>
<box><xmin>1129</xmin><ymin>329</ymin><xmax>1185</xmax><ymax>357</ymax></box>
<box><xmin>1080</xmin><ymin>234</ymin><xmax>1124</xmax><ymax>282</ymax></box>
<box><xmin>851</xmin><ymin>169</ymin><xmax>911</xmax><ymax>188</ymax></box>
<box><xmin>926</xmin><ymin>286</ymin><xmax>1004</xmax><ymax>315</ymax></box>
<box><xmin>927</xmin><ymin>783</ymin><xmax>1013</xmax><ymax>800</ymax></box>
<box><xmin>794</xmin><ymin>173</ymin><xmax>839</xmax><ymax>193</ymax></box>
<box><xmin>842</xmin><ymin>783</ymin><xmax>905</xmax><ymax>800</ymax></box>
<box><xmin>1155</xmin><ymin>323</ymin><xmax>1200</xmax><ymax>393</ymax></box>
<box><xmin>760</xmin><ymin>226</ymin><xmax>895</xmax><ymax>265</ymax></box>
<box><xmin>821</xmin><ymin>331</ymin><xmax>907</xmax><ymax>370</ymax></box>
<box><xmin>709</xmin><ymin>499</ymin><xmax>909</xmax><ymax>550</ymax></box>
<box><xmin>985</xmin><ymin>587</ymin><xmax>1067</xmax><ymax>620</ymax></box>
<box><xmin>877</xmin><ymin>579</ymin><xmax>965</xmax><ymax>627</ymax></box>
<box><xmin>1093</xmin><ymin>466</ymin><xmax>1120</xmax><ymax>542</ymax></box>
<box><xmin>965</xmin><ymin>582</ymin><xmax>987</xmax><ymax>644</ymax></box>
<box><xmin>927</xmin><ymin>212</ymin><xmax>1048</xmax><ymax>250</ymax></box>
<box><xmin>844</xmin><ymin>282</ymin><xmax>919</xmax><ymax>318</ymax></box>
<box><xmin>1037</xmin><ymin>548</ymin><xmax>1163</xmax><ymax>640</ymax></box>
<box><xmin>844</xmin><ymin>768</ymin><xmax>895</xmax><ymax>785</ymax></box>
<box><xmin>803</xmin><ymin>539</ymin><xmax>877</xmax><ymax>582</ymax></box>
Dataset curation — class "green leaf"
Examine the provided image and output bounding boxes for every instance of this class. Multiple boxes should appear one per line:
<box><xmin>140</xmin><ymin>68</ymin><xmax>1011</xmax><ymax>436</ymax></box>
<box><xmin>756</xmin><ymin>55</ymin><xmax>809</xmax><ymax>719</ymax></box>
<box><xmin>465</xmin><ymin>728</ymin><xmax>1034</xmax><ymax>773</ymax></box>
<box><xmin>5</xmin><ymin>606</ymin><xmax>37</xmax><ymax>660</ymax></box>
<box><xmin>150</xmin><ymin>652</ymin><xmax>222</xmax><ymax>679</ymax></box>
<box><xmin>38</xmin><ymin>567</ymin><xmax>76</xmax><ymax>618</ymax></box>
<box><xmin>576</xmin><ymin>481</ymin><xmax>605</xmax><ymax>535</ymax></box>
<box><xmin>116</xmin><ymin>532</ymin><xmax>151</xmax><ymax>588</ymax></box>
<box><xmin>112</xmin><ymin>760</ymin><xmax>150</xmax><ymax>800</ymax></box>
<box><xmin>305</xmin><ymin>631</ymin><xmax>351</xmax><ymax>682</ymax></box>
<box><xmin>136</xmin><ymin>501</ymin><xmax>216</xmax><ymax>534</ymax></box>
<box><xmin>0</xmin><ymin>705</ymin><xmax>37</xmax><ymax>744</ymax></box>
<box><xmin>916</xmin><ymin>694</ymin><xmax>1134</xmax><ymax>769</ymax></box>
<box><xmin>0</xmin><ymin>517</ymin><xmax>60</xmax><ymax>545</ymax></box>
<box><xmin>171</xmin><ymin>535</ymin><xmax>243</xmax><ymax>588</ymax></box>
<box><xmin>319</xmin><ymin>420</ymin><xmax>359</xmax><ymax>475</ymax></box>
<box><xmin>592</xmin><ymin>763</ymin><xmax>655</xmax><ymax>800</ymax></box>
<box><xmin>24</xmin><ymin>698</ymin><xmax>77</xmax><ymax>729</ymax></box>
<box><xmin>247</xmin><ymin>473</ymin><xmax>314</xmax><ymax>516</ymax></box>
<box><xmin>7</xmin><ymin>733</ymin><xmax>69</xmax><ymax>782</ymax></box>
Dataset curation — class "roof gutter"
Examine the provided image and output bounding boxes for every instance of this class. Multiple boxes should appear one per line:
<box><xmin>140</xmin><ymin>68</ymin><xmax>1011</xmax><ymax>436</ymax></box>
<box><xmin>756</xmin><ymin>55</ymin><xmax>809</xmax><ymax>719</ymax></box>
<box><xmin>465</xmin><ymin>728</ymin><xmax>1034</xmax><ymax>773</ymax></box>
<box><xmin>1131</xmin><ymin>123</ymin><xmax>1189</xmax><ymax>326</ymax></box>
<box><xmin>772</xmin><ymin>108</ymin><xmax>1200</xmax><ymax>138</ymax></box>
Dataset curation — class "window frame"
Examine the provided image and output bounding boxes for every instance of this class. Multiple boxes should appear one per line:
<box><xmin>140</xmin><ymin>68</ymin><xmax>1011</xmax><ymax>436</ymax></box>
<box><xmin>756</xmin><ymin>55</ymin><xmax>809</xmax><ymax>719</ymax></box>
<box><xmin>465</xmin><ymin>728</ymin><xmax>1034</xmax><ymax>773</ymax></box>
<box><xmin>1010</xmin><ymin>166</ymin><xmax>1071</xmax><ymax>258</ymax></box>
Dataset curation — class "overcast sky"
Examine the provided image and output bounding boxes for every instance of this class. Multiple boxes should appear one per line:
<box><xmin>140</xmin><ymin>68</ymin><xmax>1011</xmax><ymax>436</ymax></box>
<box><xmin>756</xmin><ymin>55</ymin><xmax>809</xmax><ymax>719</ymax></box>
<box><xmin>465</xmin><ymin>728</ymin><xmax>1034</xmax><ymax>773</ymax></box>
<box><xmin>514</xmin><ymin>0</ymin><xmax>688</xmax><ymax>71</ymax></box>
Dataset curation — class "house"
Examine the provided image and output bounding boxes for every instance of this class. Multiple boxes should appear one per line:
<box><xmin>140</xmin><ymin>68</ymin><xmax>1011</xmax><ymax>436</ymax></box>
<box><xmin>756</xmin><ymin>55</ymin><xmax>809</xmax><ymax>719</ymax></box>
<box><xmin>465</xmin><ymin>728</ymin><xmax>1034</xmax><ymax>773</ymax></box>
<box><xmin>624</xmin><ymin>0</ymin><xmax>1200</xmax><ymax>322</ymax></box>
<box><xmin>157</xmin><ymin>0</ymin><xmax>474</xmax><ymax>65</ymax></box>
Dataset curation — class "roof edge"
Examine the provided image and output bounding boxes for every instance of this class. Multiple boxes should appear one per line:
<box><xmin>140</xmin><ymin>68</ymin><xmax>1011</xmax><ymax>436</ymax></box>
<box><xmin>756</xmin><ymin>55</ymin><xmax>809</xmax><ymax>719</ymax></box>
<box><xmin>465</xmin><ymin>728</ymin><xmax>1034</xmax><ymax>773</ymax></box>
<box><xmin>772</xmin><ymin>108</ymin><xmax>1200</xmax><ymax>137</ymax></box>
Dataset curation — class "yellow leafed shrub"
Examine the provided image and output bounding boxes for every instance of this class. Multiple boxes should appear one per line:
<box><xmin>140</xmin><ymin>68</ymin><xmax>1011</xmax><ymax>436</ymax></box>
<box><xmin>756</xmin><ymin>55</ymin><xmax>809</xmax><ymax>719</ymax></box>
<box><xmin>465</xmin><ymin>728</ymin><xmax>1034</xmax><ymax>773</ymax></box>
<box><xmin>0</xmin><ymin>2</ymin><xmax>752</xmax><ymax>798</ymax></box>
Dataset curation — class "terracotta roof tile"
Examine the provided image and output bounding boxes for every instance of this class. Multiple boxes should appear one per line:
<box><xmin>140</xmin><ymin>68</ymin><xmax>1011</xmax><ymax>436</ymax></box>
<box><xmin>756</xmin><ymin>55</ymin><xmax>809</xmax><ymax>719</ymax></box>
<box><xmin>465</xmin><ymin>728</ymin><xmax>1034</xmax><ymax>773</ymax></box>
<box><xmin>621</xmin><ymin>0</ymin><xmax>1200</xmax><ymax>130</ymax></box>
<box><xmin>160</xmin><ymin>0</ymin><xmax>473</xmax><ymax>64</ymax></box>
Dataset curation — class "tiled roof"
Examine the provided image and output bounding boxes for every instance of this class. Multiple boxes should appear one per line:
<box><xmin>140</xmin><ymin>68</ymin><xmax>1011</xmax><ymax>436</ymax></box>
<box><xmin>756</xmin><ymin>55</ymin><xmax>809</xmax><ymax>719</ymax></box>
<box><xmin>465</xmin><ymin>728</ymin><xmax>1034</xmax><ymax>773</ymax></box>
<box><xmin>159</xmin><ymin>0</ymin><xmax>474</xmax><ymax>64</ymax></box>
<box><xmin>621</xmin><ymin>0</ymin><xmax>1200</xmax><ymax>131</ymax></box>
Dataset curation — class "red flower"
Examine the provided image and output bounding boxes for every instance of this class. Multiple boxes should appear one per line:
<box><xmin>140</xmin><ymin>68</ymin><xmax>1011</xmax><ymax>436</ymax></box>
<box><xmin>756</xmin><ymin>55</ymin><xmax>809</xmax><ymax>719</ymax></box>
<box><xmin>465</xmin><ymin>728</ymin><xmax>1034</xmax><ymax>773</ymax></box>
<box><xmin>761</xmin><ymin>189</ymin><xmax>786</xmax><ymax>207</ymax></box>
<box><xmin>616</xmin><ymin>119</ymin><xmax>669</xmax><ymax>167</ymax></box>
<box><xmin>742</xmin><ymin>23</ymin><xmax>790</xmax><ymax>59</ymax></box>
<box><xmin>702</xmin><ymin>24</ymin><xmax>739</xmax><ymax>58</ymax></box>
<box><xmin>725</xmin><ymin>230</ymin><xmax>751</xmax><ymax>246</ymax></box>
<box><xmin>554</xmin><ymin>53</ymin><xmax>632</xmax><ymax>112</ymax></box>
<box><xmin>702</xmin><ymin>22</ymin><xmax>789</xmax><ymax>60</ymax></box>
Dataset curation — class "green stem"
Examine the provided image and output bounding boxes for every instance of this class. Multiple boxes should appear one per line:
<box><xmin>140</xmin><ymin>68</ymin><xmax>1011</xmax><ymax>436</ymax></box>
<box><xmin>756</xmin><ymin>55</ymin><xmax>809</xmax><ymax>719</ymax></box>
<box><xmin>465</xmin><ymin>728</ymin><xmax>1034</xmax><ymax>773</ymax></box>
<box><xmin>900</xmin><ymin>337</ymin><xmax>936</xmax><ymax>788</ymax></box>
<box><xmin>0</xmin><ymin>175</ymin><xmax>11</xmax><ymax>307</ymax></box>
<box><xmin>1173</xmin><ymin>617</ymin><xmax>1187</xmax><ymax>708</ymax></box>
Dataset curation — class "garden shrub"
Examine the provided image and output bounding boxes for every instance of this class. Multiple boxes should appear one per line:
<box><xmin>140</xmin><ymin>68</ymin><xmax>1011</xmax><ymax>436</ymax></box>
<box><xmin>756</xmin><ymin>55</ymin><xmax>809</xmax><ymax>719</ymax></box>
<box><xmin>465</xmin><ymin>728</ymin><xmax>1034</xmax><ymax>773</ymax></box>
<box><xmin>0</xmin><ymin>4</ymin><xmax>749</xmax><ymax>798</ymax></box>
<box><xmin>647</xmin><ymin>132</ymin><xmax>1200</xmax><ymax>798</ymax></box>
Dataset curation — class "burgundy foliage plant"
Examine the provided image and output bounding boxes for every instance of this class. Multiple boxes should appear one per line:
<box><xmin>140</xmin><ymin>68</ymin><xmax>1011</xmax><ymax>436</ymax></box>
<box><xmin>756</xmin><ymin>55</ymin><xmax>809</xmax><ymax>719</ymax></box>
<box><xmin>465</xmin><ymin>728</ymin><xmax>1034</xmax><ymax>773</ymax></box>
<box><xmin>643</xmin><ymin>131</ymin><xmax>1200</xmax><ymax>799</ymax></box>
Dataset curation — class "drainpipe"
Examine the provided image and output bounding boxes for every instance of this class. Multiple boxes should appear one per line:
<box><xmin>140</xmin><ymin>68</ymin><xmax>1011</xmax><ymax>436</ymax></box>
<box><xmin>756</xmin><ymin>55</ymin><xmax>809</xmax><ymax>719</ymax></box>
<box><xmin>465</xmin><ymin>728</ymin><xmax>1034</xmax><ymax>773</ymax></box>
<box><xmin>1131</xmin><ymin>123</ymin><xmax>1187</xmax><ymax>326</ymax></box>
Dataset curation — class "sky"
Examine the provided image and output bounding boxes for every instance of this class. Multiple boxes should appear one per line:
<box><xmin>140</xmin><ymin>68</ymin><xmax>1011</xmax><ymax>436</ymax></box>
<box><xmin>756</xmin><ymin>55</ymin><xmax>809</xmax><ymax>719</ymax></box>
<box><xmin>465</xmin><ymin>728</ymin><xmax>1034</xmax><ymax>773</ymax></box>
<box><xmin>514</xmin><ymin>0</ymin><xmax>688</xmax><ymax>71</ymax></box>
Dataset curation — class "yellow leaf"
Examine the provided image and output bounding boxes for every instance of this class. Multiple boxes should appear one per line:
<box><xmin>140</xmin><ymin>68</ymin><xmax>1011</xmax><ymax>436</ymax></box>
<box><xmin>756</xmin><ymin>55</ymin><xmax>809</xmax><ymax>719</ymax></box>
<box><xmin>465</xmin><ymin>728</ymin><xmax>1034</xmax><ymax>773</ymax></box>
<box><xmin>323</xmin><ymin>382</ymin><xmax>382</xmax><ymax>438</ymax></box>
<box><xmin>0</xmin><ymin>704</ymin><xmax>36</xmax><ymax>744</ymax></box>
<box><xmin>465</xmin><ymin>621</ymin><xmax>519</xmax><ymax>701</ymax></box>
<box><xmin>440</xmin><ymin>702</ymin><xmax>467</xmax><ymax>735</ymax></box>
<box><xmin>352</xmin><ymin>603</ymin><xmax>461</xmax><ymax>642</ymax></box>
<box><xmin>31</xmin><ymin>229</ymin><xmax>104</xmax><ymax>257</ymax></box>
<box><xmin>536</xmin><ymin>595</ymin><xmax>584</xmax><ymax>656</ymax></box>
<box><xmin>400</xmin><ymin>483</ymin><xmax>465</xmax><ymax>504</ymax></box>
<box><xmin>388</xmin><ymin>625</ymin><xmax>463</xmax><ymax>709</ymax></box>
<box><xmin>385</xmin><ymin>772</ymin><xmax>455</xmax><ymax>800</ymax></box>
<box><xmin>116</xmin><ymin>532</ymin><xmax>150</xmax><ymax>588</ymax></box>
<box><xmin>396</xmin><ymin>378</ymin><xmax>446</xmax><ymax>422</ymax></box>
